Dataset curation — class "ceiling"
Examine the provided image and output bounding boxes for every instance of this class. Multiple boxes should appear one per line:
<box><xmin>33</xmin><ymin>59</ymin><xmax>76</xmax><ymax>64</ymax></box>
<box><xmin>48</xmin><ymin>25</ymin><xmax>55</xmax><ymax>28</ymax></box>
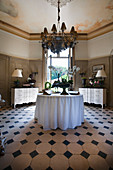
<box><xmin>0</xmin><ymin>0</ymin><xmax>113</xmax><ymax>34</ymax></box>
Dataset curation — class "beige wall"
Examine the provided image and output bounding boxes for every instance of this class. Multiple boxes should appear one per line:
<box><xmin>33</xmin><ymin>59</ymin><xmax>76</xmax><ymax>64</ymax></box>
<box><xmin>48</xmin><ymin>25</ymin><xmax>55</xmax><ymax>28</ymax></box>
<box><xmin>0</xmin><ymin>54</ymin><xmax>10</xmax><ymax>105</ymax></box>
<box><xmin>0</xmin><ymin>30</ymin><xmax>29</xmax><ymax>58</ymax></box>
<box><xmin>29</xmin><ymin>41</ymin><xmax>42</xmax><ymax>59</ymax></box>
<box><xmin>75</xmin><ymin>40</ymin><xmax>88</xmax><ymax>60</ymax></box>
<box><xmin>1</xmin><ymin>29</ymin><xmax>113</xmax><ymax>61</ymax></box>
<box><xmin>75</xmin><ymin>60</ymin><xmax>88</xmax><ymax>89</ymax></box>
<box><xmin>29</xmin><ymin>60</ymin><xmax>43</xmax><ymax>90</ymax></box>
<box><xmin>0</xmin><ymin>30</ymin><xmax>113</xmax><ymax>106</ymax></box>
<box><xmin>88</xmin><ymin>31</ymin><xmax>113</xmax><ymax>59</ymax></box>
<box><xmin>0</xmin><ymin>54</ymin><xmax>43</xmax><ymax>105</ymax></box>
<box><xmin>75</xmin><ymin>56</ymin><xmax>113</xmax><ymax>106</ymax></box>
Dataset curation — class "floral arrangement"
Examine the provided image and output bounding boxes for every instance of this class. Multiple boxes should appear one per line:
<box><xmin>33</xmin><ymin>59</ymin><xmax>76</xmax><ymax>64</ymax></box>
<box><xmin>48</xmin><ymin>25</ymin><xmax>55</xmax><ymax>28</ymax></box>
<box><xmin>89</xmin><ymin>79</ymin><xmax>104</xmax><ymax>86</ymax></box>
<box><xmin>68</xmin><ymin>65</ymin><xmax>80</xmax><ymax>77</ymax></box>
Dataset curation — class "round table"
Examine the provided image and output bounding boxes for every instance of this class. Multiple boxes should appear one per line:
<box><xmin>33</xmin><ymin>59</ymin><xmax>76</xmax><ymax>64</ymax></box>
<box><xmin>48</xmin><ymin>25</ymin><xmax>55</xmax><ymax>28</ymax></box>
<box><xmin>35</xmin><ymin>94</ymin><xmax>84</xmax><ymax>130</ymax></box>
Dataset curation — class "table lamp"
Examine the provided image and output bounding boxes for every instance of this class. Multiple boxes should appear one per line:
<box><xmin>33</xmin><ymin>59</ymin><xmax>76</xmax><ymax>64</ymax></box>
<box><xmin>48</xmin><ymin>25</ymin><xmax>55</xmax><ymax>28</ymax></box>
<box><xmin>12</xmin><ymin>69</ymin><xmax>23</xmax><ymax>87</ymax></box>
<box><xmin>96</xmin><ymin>69</ymin><xmax>107</xmax><ymax>78</ymax></box>
<box><xmin>96</xmin><ymin>69</ymin><xmax>107</xmax><ymax>86</ymax></box>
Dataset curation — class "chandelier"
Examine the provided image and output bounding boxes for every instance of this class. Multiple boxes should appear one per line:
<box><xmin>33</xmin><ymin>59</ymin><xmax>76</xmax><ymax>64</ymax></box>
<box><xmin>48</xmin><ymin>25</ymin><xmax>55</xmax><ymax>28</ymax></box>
<box><xmin>41</xmin><ymin>0</ymin><xmax>77</xmax><ymax>54</ymax></box>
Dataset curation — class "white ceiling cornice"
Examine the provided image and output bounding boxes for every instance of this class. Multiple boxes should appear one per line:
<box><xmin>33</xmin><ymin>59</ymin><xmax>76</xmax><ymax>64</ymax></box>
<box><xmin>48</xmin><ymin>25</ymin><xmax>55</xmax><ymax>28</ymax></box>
<box><xmin>0</xmin><ymin>20</ymin><xmax>113</xmax><ymax>41</ymax></box>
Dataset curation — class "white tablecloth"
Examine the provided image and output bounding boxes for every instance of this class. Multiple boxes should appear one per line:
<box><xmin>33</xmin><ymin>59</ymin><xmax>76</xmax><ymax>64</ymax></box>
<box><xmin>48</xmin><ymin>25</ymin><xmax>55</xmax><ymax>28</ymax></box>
<box><xmin>35</xmin><ymin>94</ymin><xmax>84</xmax><ymax>130</ymax></box>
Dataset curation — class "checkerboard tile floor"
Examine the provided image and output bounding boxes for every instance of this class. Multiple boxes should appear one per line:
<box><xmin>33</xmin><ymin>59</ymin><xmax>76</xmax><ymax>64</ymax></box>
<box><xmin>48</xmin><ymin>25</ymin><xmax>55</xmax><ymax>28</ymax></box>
<box><xmin>0</xmin><ymin>105</ymin><xmax>113</xmax><ymax>170</ymax></box>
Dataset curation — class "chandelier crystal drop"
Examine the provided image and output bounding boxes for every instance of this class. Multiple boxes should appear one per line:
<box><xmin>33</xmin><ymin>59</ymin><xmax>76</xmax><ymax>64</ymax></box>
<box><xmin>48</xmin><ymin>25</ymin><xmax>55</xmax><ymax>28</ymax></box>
<box><xmin>41</xmin><ymin>0</ymin><xmax>77</xmax><ymax>54</ymax></box>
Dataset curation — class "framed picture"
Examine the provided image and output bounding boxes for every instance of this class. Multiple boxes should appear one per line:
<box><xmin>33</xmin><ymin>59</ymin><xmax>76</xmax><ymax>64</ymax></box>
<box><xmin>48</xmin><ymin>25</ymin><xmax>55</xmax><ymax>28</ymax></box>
<box><xmin>92</xmin><ymin>64</ymin><xmax>104</xmax><ymax>73</ymax></box>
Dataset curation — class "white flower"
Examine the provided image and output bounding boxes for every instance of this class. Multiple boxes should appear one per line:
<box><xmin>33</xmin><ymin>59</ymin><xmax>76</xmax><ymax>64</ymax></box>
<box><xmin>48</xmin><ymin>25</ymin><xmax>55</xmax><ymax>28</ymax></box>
<box><xmin>76</xmin><ymin>67</ymin><xmax>80</xmax><ymax>72</ymax></box>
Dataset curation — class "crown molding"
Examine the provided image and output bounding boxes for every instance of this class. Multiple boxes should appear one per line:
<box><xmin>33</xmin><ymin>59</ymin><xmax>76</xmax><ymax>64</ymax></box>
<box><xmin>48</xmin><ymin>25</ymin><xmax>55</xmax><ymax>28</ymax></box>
<box><xmin>0</xmin><ymin>20</ymin><xmax>30</xmax><ymax>39</ymax></box>
<box><xmin>87</xmin><ymin>22</ymin><xmax>113</xmax><ymax>40</ymax></box>
<box><xmin>0</xmin><ymin>20</ymin><xmax>113</xmax><ymax>40</ymax></box>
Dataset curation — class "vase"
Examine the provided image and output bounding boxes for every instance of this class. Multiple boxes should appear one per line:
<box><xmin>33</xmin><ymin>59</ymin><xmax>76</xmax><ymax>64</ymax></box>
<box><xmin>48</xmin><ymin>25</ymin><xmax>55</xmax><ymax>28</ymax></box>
<box><xmin>82</xmin><ymin>79</ymin><xmax>86</xmax><ymax>87</ymax></box>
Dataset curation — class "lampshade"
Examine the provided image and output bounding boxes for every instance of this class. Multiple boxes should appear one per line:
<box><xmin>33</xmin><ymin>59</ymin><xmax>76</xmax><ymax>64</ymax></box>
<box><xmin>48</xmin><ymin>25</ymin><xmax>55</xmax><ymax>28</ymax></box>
<box><xmin>96</xmin><ymin>69</ymin><xmax>107</xmax><ymax>78</ymax></box>
<box><xmin>12</xmin><ymin>69</ymin><xmax>23</xmax><ymax>78</ymax></box>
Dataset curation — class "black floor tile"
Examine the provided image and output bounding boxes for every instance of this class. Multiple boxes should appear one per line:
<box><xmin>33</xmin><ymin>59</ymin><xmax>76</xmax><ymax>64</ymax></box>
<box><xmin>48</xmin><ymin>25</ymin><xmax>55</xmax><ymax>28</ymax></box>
<box><xmin>24</xmin><ymin>166</ymin><xmax>33</xmax><ymax>170</ymax></box>
<box><xmin>86</xmin><ymin>132</ymin><xmax>93</xmax><ymax>136</ymax></box>
<box><xmin>38</xmin><ymin>132</ymin><xmax>44</xmax><ymax>136</ymax></box>
<box><xmin>64</xmin><ymin>151</ymin><xmax>72</xmax><ymax>159</ymax></box>
<box><xmin>98</xmin><ymin>151</ymin><xmax>107</xmax><ymax>159</ymax></box>
<box><xmin>20</xmin><ymin>139</ymin><xmax>28</xmax><ymax>145</ymax></box>
<box><xmin>46</xmin><ymin>150</ymin><xmax>56</xmax><ymax>158</ymax></box>
<box><xmin>67</xmin><ymin>167</ymin><xmax>73</xmax><ymax>170</ymax></box>
<box><xmin>63</xmin><ymin>140</ymin><xmax>70</xmax><ymax>146</ymax></box>
<box><xmin>7</xmin><ymin>139</ymin><xmax>14</xmax><ymax>144</ymax></box>
<box><xmin>98</xmin><ymin>132</ymin><xmax>105</xmax><ymax>136</ymax></box>
<box><xmin>46</xmin><ymin>167</ymin><xmax>53</xmax><ymax>170</ymax></box>
<box><xmin>14</xmin><ymin>131</ymin><xmax>20</xmax><ymax>135</ymax></box>
<box><xmin>80</xmin><ymin>151</ymin><xmax>90</xmax><ymax>159</ymax></box>
<box><xmin>91</xmin><ymin>140</ymin><xmax>99</xmax><ymax>146</ymax></box>
<box><xmin>26</xmin><ymin>132</ymin><xmax>32</xmax><ymax>136</ymax></box>
<box><xmin>34</xmin><ymin>139</ymin><xmax>42</xmax><ymax>145</ymax></box>
<box><xmin>62</xmin><ymin>132</ymin><xmax>68</xmax><ymax>136</ymax></box>
<box><xmin>12</xmin><ymin>150</ymin><xmax>22</xmax><ymax>158</ymax></box>
<box><xmin>74</xmin><ymin>132</ymin><xmax>80</xmax><ymax>136</ymax></box>
<box><xmin>49</xmin><ymin>132</ymin><xmax>56</xmax><ymax>136</ymax></box>
<box><xmin>30</xmin><ymin>150</ymin><xmax>38</xmax><ymax>158</ymax></box>
<box><xmin>77</xmin><ymin>140</ymin><xmax>84</xmax><ymax>146</ymax></box>
<box><xmin>105</xmin><ymin>140</ymin><xmax>112</xmax><ymax>146</ymax></box>
<box><xmin>48</xmin><ymin>140</ymin><xmax>56</xmax><ymax>145</ymax></box>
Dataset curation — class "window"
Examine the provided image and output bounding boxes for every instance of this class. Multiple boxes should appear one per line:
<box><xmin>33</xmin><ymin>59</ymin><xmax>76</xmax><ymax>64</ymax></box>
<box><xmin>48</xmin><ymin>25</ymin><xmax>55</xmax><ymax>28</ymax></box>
<box><xmin>47</xmin><ymin>49</ymin><xmax>70</xmax><ymax>84</ymax></box>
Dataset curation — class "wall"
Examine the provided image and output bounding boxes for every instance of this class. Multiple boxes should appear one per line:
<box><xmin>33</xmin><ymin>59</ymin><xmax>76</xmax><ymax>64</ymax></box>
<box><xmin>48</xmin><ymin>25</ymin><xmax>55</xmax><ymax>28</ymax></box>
<box><xmin>75</xmin><ymin>60</ymin><xmax>88</xmax><ymax>89</ymax></box>
<box><xmin>0</xmin><ymin>30</ymin><xmax>29</xmax><ymax>58</ymax></box>
<box><xmin>75</xmin><ymin>40</ymin><xmax>88</xmax><ymax>60</ymax></box>
<box><xmin>75</xmin><ymin>56</ymin><xmax>113</xmax><ymax>106</ymax></box>
<box><xmin>88</xmin><ymin>31</ymin><xmax>113</xmax><ymax>59</ymax></box>
<box><xmin>0</xmin><ymin>54</ymin><xmax>43</xmax><ymax>105</ymax></box>
<box><xmin>0</xmin><ymin>30</ymin><xmax>43</xmax><ymax>105</ymax></box>
<box><xmin>29</xmin><ymin>41</ymin><xmax>42</xmax><ymax>59</ymax></box>
<box><xmin>0</xmin><ymin>29</ymin><xmax>113</xmax><ymax>106</ymax></box>
<box><xmin>88</xmin><ymin>57</ymin><xmax>110</xmax><ymax>106</ymax></box>
<box><xmin>0</xmin><ymin>54</ymin><xmax>10</xmax><ymax>105</ymax></box>
<box><xmin>29</xmin><ymin>60</ymin><xmax>43</xmax><ymax>91</ymax></box>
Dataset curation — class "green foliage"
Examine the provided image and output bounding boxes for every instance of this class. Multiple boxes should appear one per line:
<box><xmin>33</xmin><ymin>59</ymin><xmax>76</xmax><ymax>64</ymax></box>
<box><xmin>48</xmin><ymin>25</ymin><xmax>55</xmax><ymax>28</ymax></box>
<box><xmin>45</xmin><ymin>82</ymin><xmax>51</xmax><ymax>89</ymax></box>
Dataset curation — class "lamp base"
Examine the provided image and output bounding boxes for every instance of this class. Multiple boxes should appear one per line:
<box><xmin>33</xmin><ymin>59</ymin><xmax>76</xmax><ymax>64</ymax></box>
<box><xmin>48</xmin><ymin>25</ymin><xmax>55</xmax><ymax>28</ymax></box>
<box><xmin>14</xmin><ymin>80</ymin><xmax>20</xmax><ymax>87</ymax></box>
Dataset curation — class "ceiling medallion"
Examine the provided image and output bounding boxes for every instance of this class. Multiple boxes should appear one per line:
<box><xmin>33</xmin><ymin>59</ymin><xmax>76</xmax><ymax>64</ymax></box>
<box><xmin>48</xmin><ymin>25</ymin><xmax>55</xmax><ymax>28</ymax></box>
<box><xmin>41</xmin><ymin>0</ymin><xmax>77</xmax><ymax>54</ymax></box>
<box><xmin>46</xmin><ymin>0</ymin><xmax>74</xmax><ymax>7</ymax></box>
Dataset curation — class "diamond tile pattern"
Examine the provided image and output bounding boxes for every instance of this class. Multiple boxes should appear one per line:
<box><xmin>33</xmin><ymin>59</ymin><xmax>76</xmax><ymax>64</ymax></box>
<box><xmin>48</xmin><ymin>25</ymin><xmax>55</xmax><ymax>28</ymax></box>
<box><xmin>48</xmin><ymin>140</ymin><xmax>56</xmax><ymax>145</ymax></box>
<box><xmin>80</xmin><ymin>151</ymin><xmax>90</xmax><ymax>159</ymax></box>
<box><xmin>0</xmin><ymin>105</ymin><xmax>113</xmax><ymax>170</ymax></box>
<box><xmin>47</xmin><ymin>150</ymin><xmax>56</xmax><ymax>158</ymax></box>
<box><xmin>91</xmin><ymin>140</ymin><xmax>99</xmax><ymax>146</ymax></box>
<box><xmin>12</xmin><ymin>150</ymin><xmax>22</xmax><ymax>158</ymax></box>
<box><xmin>30</xmin><ymin>150</ymin><xmax>38</xmax><ymax>158</ymax></box>
<box><xmin>20</xmin><ymin>139</ymin><xmax>28</xmax><ymax>145</ymax></box>
<box><xmin>63</xmin><ymin>140</ymin><xmax>70</xmax><ymax>146</ymax></box>
<box><xmin>77</xmin><ymin>140</ymin><xmax>84</xmax><ymax>146</ymax></box>
<box><xmin>64</xmin><ymin>151</ymin><xmax>72</xmax><ymax>159</ymax></box>
<box><xmin>98</xmin><ymin>151</ymin><xmax>107</xmax><ymax>159</ymax></box>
